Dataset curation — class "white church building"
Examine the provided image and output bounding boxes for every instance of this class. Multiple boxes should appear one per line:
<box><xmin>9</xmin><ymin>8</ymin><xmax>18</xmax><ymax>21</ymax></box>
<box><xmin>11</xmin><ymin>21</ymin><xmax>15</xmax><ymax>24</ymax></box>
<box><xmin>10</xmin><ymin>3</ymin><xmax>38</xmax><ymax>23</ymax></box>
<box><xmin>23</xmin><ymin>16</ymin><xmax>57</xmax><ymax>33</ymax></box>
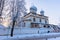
<box><xmin>0</xmin><ymin>6</ymin><xmax>60</xmax><ymax>36</ymax></box>
<box><xmin>18</xmin><ymin>6</ymin><xmax>60</xmax><ymax>34</ymax></box>
<box><xmin>23</xmin><ymin>6</ymin><xmax>49</xmax><ymax>28</ymax></box>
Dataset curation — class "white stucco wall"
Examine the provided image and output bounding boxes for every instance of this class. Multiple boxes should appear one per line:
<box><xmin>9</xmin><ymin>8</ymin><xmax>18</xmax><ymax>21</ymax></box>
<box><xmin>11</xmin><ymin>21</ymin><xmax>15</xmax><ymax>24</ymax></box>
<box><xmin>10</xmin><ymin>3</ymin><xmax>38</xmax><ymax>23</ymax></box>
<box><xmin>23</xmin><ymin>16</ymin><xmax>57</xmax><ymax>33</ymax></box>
<box><xmin>0</xmin><ymin>28</ymin><xmax>54</xmax><ymax>35</ymax></box>
<box><xmin>25</xmin><ymin>21</ymin><xmax>31</xmax><ymax>28</ymax></box>
<box><xmin>39</xmin><ymin>24</ymin><xmax>42</xmax><ymax>28</ymax></box>
<box><xmin>41</xmin><ymin>19</ymin><xmax>45</xmax><ymax>24</ymax></box>
<box><xmin>46</xmin><ymin>19</ymin><xmax>49</xmax><ymax>24</ymax></box>
<box><xmin>36</xmin><ymin>18</ymin><xmax>40</xmax><ymax>23</ymax></box>
<box><xmin>26</xmin><ymin>17</ymin><xmax>33</xmax><ymax>22</ymax></box>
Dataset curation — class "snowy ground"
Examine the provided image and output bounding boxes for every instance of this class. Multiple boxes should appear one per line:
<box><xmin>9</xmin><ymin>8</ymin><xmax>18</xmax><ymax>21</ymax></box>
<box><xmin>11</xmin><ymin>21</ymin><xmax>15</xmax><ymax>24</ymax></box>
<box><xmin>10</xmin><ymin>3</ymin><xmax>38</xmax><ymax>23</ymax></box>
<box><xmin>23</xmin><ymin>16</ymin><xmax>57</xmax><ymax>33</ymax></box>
<box><xmin>0</xmin><ymin>33</ymin><xmax>60</xmax><ymax>40</ymax></box>
<box><xmin>48</xmin><ymin>37</ymin><xmax>60</xmax><ymax>40</ymax></box>
<box><xmin>0</xmin><ymin>25</ymin><xmax>60</xmax><ymax>40</ymax></box>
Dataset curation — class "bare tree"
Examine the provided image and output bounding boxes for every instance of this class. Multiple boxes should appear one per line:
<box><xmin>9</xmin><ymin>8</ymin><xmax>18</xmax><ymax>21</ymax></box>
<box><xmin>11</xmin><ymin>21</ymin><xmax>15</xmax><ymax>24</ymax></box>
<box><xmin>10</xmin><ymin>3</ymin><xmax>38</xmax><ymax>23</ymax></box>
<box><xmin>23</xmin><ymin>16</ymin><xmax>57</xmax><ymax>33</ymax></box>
<box><xmin>10</xmin><ymin>0</ymin><xmax>27</xmax><ymax>36</ymax></box>
<box><xmin>0</xmin><ymin>0</ymin><xmax>5</xmax><ymax>16</ymax></box>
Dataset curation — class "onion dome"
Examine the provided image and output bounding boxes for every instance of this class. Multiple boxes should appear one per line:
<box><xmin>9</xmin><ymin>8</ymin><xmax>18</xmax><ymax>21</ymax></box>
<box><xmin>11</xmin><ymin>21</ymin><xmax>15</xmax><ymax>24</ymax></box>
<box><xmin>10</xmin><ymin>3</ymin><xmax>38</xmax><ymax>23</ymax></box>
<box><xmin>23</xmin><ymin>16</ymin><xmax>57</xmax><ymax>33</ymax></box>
<box><xmin>40</xmin><ymin>10</ymin><xmax>44</xmax><ymax>16</ymax></box>
<box><xmin>30</xmin><ymin>6</ymin><xmax>37</xmax><ymax>13</ymax></box>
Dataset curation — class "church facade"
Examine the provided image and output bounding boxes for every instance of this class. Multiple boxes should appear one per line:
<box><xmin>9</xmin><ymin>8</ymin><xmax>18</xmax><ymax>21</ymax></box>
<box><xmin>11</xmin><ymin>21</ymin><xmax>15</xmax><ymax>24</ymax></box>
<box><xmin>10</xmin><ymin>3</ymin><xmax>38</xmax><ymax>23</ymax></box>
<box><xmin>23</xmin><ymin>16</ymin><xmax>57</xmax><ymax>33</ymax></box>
<box><xmin>22</xmin><ymin>6</ymin><xmax>49</xmax><ymax>28</ymax></box>
<box><xmin>20</xmin><ymin>6</ymin><xmax>59</xmax><ymax>32</ymax></box>
<box><xmin>23</xmin><ymin>11</ymin><xmax>49</xmax><ymax>28</ymax></box>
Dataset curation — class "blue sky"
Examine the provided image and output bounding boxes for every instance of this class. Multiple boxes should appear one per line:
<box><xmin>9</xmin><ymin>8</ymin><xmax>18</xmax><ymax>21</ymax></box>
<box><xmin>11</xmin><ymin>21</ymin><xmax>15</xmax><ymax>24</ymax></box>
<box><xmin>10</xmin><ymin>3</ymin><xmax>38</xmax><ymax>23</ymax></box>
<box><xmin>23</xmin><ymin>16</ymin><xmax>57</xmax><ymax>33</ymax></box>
<box><xmin>25</xmin><ymin>0</ymin><xmax>60</xmax><ymax>25</ymax></box>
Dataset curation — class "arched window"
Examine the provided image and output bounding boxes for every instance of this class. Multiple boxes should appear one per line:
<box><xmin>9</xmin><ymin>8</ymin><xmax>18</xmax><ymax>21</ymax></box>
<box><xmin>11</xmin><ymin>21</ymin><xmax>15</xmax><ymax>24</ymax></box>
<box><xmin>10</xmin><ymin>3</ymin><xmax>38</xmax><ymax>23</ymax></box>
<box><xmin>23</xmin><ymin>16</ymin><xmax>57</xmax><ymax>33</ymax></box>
<box><xmin>44</xmin><ymin>25</ymin><xmax>46</xmax><ymax>28</ymax></box>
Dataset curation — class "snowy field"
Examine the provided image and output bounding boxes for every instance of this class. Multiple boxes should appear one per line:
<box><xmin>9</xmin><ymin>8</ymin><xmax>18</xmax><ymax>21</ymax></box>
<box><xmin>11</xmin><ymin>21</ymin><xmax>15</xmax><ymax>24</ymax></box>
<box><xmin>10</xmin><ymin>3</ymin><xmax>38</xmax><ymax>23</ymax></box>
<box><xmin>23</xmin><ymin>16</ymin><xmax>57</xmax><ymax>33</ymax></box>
<box><xmin>48</xmin><ymin>37</ymin><xmax>60</xmax><ymax>40</ymax></box>
<box><xmin>0</xmin><ymin>25</ymin><xmax>60</xmax><ymax>40</ymax></box>
<box><xmin>0</xmin><ymin>36</ymin><xmax>60</xmax><ymax>40</ymax></box>
<box><xmin>0</xmin><ymin>33</ymin><xmax>60</xmax><ymax>40</ymax></box>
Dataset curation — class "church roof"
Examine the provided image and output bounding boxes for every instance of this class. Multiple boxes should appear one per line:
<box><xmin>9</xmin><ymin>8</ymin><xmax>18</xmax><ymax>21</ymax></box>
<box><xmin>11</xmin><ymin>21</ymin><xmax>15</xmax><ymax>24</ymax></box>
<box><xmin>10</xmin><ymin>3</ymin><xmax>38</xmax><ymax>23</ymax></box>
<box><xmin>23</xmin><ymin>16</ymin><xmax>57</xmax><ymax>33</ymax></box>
<box><xmin>24</xmin><ymin>13</ymin><xmax>48</xmax><ymax>18</ymax></box>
